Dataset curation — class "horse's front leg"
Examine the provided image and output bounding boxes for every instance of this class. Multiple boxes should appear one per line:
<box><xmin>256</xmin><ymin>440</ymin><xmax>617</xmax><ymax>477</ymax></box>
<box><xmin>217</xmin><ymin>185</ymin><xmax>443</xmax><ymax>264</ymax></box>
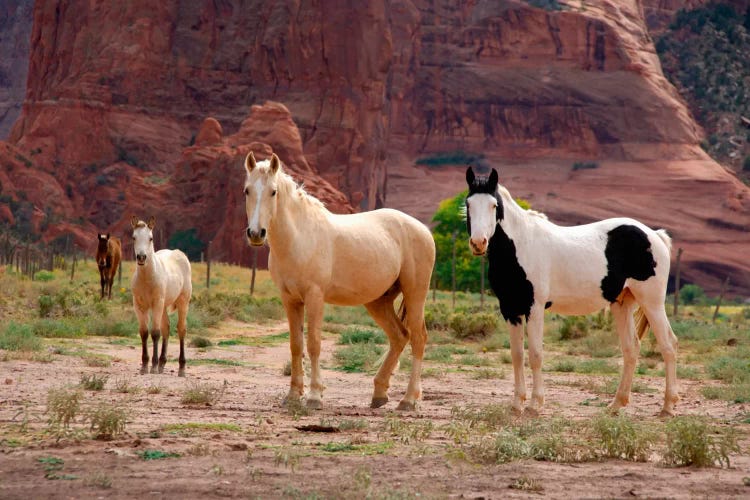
<box><xmin>135</xmin><ymin>306</ymin><xmax>149</xmax><ymax>375</ymax></box>
<box><xmin>305</xmin><ymin>290</ymin><xmax>326</xmax><ymax>410</ymax></box>
<box><xmin>525</xmin><ymin>308</ymin><xmax>546</xmax><ymax>416</ymax></box>
<box><xmin>158</xmin><ymin>309</ymin><xmax>170</xmax><ymax>374</ymax></box>
<box><xmin>508</xmin><ymin>320</ymin><xmax>526</xmax><ymax>414</ymax></box>
<box><xmin>150</xmin><ymin>300</ymin><xmax>166</xmax><ymax>374</ymax></box>
<box><xmin>281</xmin><ymin>296</ymin><xmax>305</xmax><ymax>405</ymax></box>
<box><xmin>99</xmin><ymin>269</ymin><xmax>106</xmax><ymax>300</ymax></box>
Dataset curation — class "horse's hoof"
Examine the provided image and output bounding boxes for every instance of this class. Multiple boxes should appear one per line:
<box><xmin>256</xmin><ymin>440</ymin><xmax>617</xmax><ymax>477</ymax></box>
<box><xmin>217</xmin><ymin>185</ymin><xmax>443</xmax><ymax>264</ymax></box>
<box><xmin>396</xmin><ymin>400</ymin><xmax>417</xmax><ymax>411</ymax></box>
<box><xmin>370</xmin><ymin>397</ymin><xmax>389</xmax><ymax>409</ymax></box>
<box><xmin>511</xmin><ymin>406</ymin><xmax>523</xmax><ymax>416</ymax></box>
<box><xmin>158</xmin><ymin>367</ymin><xmax>165</xmax><ymax>374</ymax></box>
<box><xmin>606</xmin><ymin>404</ymin><xmax>622</xmax><ymax>415</ymax></box>
<box><xmin>139</xmin><ymin>366</ymin><xmax>148</xmax><ymax>375</ymax></box>
<box><xmin>282</xmin><ymin>395</ymin><xmax>301</xmax><ymax>407</ymax></box>
<box><xmin>178</xmin><ymin>370</ymin><xmax>186</xmax><ymax>378</ymax></box>
<box><xmin>657</xmin><ymin>409</ymin><xmax>674</xmax><ymax>418</ymax></box>
<box><xmin>523</xmin><ymin>407</ymin><xmax>540</xmax><ymax>418</ymax></box>
<box><xmin>306</xmin><ymin>399</ymin><xmax>322</xmax><ymax>410</ymax></box>
<box><xmin>150</xmin><ymin>366</ymin><xmax>157</xmax><ymax>374</ymax></box>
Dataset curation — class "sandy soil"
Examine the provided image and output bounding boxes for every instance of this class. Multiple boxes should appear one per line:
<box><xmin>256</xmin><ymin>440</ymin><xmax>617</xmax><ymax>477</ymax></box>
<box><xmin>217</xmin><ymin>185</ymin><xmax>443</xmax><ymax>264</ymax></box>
<box><xmin>1</xmin><ymin>318</ymin><xmax>749</xmax><ymax>499</ymax></box>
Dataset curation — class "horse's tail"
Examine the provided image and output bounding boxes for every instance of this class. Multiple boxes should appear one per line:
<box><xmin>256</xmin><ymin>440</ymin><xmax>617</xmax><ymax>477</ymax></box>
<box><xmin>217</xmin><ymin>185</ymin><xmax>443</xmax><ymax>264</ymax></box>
<box><xmin>655</xmin><ymin>229</ymin><xmax>672</xmax><ymax>252</ymax></box>
<box><xmin>634</xmin><ymin>306</ymin><xmax>650</xmax><ymax>340</ymax></box>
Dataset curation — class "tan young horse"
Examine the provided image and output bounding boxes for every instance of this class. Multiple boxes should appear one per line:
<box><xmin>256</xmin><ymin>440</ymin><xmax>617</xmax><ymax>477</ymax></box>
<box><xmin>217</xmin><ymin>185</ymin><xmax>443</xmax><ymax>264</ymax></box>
<box><xmin>96</xmin><ymin>233</ymin><xmax>122</xmax><ymax>300</ymax></box>
<box><xmin>130</xmin><ymin>216</ymin><xmax>193</xmax><ymax>376</ymax></box>
<box><xmin>243</xmin><ymin>152</ymin><xmax>436</xmax><ymax>410</ymax></box>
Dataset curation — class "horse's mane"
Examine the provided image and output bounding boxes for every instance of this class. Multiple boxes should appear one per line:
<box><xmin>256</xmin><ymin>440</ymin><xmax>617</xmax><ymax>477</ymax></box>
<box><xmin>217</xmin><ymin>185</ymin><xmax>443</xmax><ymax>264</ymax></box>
<box><xmin>133</xmin><ymin>221</ymin><xmax>148</xmax><ymax>228</ymax></box>
<box><xmin>496</xmin><ymin>185</ymin><xmax>548</xmax><ymax>220</ymax></box>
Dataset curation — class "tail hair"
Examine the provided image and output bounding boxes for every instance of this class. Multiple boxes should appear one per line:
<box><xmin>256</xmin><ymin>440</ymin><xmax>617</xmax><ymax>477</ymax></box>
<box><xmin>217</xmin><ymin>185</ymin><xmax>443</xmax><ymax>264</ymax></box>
<box><xmin>656</xmin><ymin>229</ymin><xmax>672</xmax><ymax>252</ymax></box>
<box><xmin>634</xmin><ymin>307</ymin><xmax>650</xmax><ymax>340</ymax></box>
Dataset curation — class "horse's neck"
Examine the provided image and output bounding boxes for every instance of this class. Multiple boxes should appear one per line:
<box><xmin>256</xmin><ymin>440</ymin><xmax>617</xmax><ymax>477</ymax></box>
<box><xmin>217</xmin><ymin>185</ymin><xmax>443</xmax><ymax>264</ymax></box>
<box><xmin>267</xmin><ymin>189</ymin><xmax>327</xmax><ymax>262</ymax></box>
<box><xmin>133</xmin><ymin>254</ymin><xmax>163</xmax><ymax>285</ymax></box>
<box><xmin>497</xmin><ymin>190</ymin><xmax>541</xmax><ymax>245</ymax></box>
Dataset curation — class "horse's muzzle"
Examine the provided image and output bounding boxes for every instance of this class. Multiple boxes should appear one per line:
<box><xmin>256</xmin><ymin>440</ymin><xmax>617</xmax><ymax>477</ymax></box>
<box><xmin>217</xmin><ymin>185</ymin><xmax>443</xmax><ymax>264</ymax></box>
<box><xmin>136</xmin><ymin>254</ymin><xmax>147</xmax><ymax>266</ymax></box>
<box><xmin>470</xmin><ymin>237</ymin><xmax>488</xmax><ymax>256</ymax></box>
<box><xmin>246</xmin><ymin>228</ymin><xmax>266</xmax><ymax>247</ymax></box>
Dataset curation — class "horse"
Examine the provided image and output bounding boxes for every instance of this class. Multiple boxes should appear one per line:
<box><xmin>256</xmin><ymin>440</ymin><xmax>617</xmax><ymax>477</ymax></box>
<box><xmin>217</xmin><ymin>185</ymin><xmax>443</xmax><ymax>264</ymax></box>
<box><xmin>464</xmin><ymin>167</ymin><xmax>678</xmax><ymax>417</ymax></box>
<box><xmin>96</xmin><ymin>233</ymin><xmax>122</xmax><ymax>300</ymax></box>
<box><xmin>130</xmin><ymin>216</ymin><xmax>192</xmax><ymax>376</ymax></box>
<box><xmin>243</xmin><ymin>152</ymin><xmax>436</xmax><ymax>410</ymax></box>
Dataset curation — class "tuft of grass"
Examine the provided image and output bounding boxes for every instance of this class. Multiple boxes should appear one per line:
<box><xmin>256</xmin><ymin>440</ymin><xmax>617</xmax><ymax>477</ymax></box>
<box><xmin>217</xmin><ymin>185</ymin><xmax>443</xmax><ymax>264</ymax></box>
<box><xmin>189</xmin><ymin>336</ymin><xmax>212</xmax><ymax>348</ymax></box>
<box><xmin>572</xmin><ymin>160</ymin><xmax>599</xmax><ymax>170</ymax></box>
<box><xmin>333</xmin><ymin>343</ymin><xmax>383</xmax><ymax>373</ymax></box>
<box><xmin>82</xmin><ymin>353</ymin><xmax>112</xmax><ymax>367</ymax></box>
<box><xmin>84</xmin><ymin>472</ymin><xmax>112</xmax><ymax>489</ymax></box>
<box><xmin>382</xmin><ymin>414</ymin><xmax>434</xmax><ymax>444</ymax></box>
<box><xmin>113</xmin><ymin>378</ymin><xmax>138</xmax><ymax>394</ymax></box>
<box><xmin>509</xmin><ymin>476</ymin><xmax>543</xmax><ymax>492</ymax></box>
<box><xmin>146</xmin><ymin>384</ymin><xmax>163</xmax><ymax>395</ymax></box>
<box><xmin>338</xmin><ymin>327</ymin><xmax>386</xmax><ymax>345</ymax></box>
<box><xmin>282</xmin><ymin>360</ymin><xmax>292</xmax><ymax>376</ymax></box>
<box><xmin>591</xmin><ymin>413</ymin><xmax>657</xmax><ymax>462</ymax></box>
<box><xmin>136</xmin><ymin>449</ymin><xmax>181</xmax><ymax>460</ymax></box>
<box><xmin>701</xmin><ymin>383</ymin><xmax>750</xmax><ymax>403</ymax></box>
<box><xmin>472</xmin><ymin>368</ymin><xmax>505</xmax><ymax>379</ymax></box>
<box><xmin>89</xmin><ymin>402</ymin><xmax>128</xmax><ymax>440</ymax></box>
<box><xmin>664</xmin><ymin>416</ymin><xmax>740</xmax><ymax>467</ymax></box>
<box><xmin>0</xmin><ymin>322</ymin><xmax>42</xmax><ymax>351</ymax></box>
<box><xmin>559</xmin><ymin>316</ymin><xmax>589</xmax><ymax>340</ymax></box>
<box><xmin>47</xmin><ymin>387</ymin><xmax>83</xmax><ymax>429</ymax></box>
<box><xmin>181</xmin><ymin>381</ymin><xmax>225</xmax><ymax>405</ymax></box>
<box><xmin>162</xmin><ymin>422</ymin><xmax>241</xmax><ymax>434</ymax></box>
<box><xmin>188</xmin><ymin>358</ymin><xmax>243</xmax><ymax>366</ymax></box>
<box><xmin>79</xmin><ymin>373</ymin><xmax>108</xmax><ymax>391</ymax></box>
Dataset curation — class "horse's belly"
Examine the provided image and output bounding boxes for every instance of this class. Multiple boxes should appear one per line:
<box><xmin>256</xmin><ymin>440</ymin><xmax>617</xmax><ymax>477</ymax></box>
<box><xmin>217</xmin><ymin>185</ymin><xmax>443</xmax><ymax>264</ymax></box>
<box><xmin>548</xmin><ymin>295</ymin><xmax>609</xmax><ymax>316</ymax></box>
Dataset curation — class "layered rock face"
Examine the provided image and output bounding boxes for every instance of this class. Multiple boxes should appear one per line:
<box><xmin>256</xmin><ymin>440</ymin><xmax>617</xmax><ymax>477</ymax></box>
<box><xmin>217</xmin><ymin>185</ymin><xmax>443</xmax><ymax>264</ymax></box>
<box><xmin>0</xmin><ymin>0</ymin><xmax>33</xmax><ymax>139</ymax></box>
<box><xmin>3</xmin><ymin>0</ymin><xmax>750</xmax><ymax>292</ymax></box>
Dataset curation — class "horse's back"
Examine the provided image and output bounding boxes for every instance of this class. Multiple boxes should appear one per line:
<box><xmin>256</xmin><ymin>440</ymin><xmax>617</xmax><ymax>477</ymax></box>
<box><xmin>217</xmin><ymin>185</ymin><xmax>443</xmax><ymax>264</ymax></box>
<box><xmin>157</xmin><ymin>249</ymin><xmax>192</xmax><ymax>300</ymax></box>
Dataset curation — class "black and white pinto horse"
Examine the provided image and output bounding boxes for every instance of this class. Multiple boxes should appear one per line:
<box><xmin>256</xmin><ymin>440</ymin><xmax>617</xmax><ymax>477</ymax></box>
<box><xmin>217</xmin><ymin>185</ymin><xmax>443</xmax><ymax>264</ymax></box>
<box><xmin>465</xmin><ymin>167</ymin><xmax>678</xmax><ymax>416</ymax></box>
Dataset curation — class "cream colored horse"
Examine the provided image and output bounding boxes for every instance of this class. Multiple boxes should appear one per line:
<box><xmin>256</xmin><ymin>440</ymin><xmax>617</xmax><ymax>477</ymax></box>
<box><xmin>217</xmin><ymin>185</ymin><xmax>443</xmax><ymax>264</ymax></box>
<box><xmin>131</xmin><ymin>216</ymin><xmax>193</xmax><ymax>376</ymax></box>
<box><xmin>243</xmin><ymin>152</ymin><xmax>435</xmax><ymax>410</ymax></box>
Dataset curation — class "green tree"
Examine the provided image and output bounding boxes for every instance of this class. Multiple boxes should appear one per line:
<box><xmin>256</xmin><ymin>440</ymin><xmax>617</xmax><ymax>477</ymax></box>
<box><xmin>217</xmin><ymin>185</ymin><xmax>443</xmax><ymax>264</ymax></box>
<box><xmin>167</xmin><ymin>228</ymin><xmax>205</xmax><ymax>262</ymax></box>
<box><xmin>431</xmin><ymin>190</ymin><xmax>484</xmax><ymax>293</ymax></box>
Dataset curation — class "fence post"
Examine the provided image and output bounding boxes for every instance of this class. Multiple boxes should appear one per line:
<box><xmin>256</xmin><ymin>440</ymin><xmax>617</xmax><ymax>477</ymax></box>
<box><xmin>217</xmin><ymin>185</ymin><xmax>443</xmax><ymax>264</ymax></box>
<box><xmin>712</xmin><ymin>276</ymin><xmax>730</xmax><ymax>324</ymax></box>
<box><xmin>250</xmin><ymin>247</ymin><xmax>258</xmax><ymax>295</ymax></box>
<box><xmin>206</xmin><ymin>240</ymin><xmax>211</xmax><ymax>290</ymax></box>
<box><xmin>118</xmin><ymin>259</ymin><xmax>122</xmax><ymax>288</ymax></box>
<box><xmin>451</xmin><ymin>231</ymin><xmax>457</xmax><ymax>309</ymax></box>
<box><xmin>480</xmin><ymin>255</ymin><xmax>485</xmax><ymax>309</ymax></box>
<box><xmin>70</xmin><ymin>251</ymin><xmax>77</xmax><ymax>282</ymax></box>
<box><xmin>673</xmin><ymin>247</ymin><xmax>683</xmax><ymax>317</ymax></box>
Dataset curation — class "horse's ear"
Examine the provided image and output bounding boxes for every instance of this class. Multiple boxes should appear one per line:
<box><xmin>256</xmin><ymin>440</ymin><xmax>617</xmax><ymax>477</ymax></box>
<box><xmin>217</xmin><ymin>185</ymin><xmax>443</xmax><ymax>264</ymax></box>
<box><xmin>270</xmin><ymin>153</ymin><xmax>280</xmax><ymax>174</ymax></box>
<box><xmin>488</xmin><ymin>168</ymin><xmax>499</xmax><ymax>191</ymax></box>
<box><xmin>147</xmin><ymin>216</ymin><xmax>156</xmax><ymax>229</ymax></box>
<box><xmin>106</xmin><ymin>233</ymin><xmax>110</xmax><ymax>240</ymax></box>
<box><xmin>245</xmin><ymin>152</ymin><xmax>257</xmax><ymax>173</ymax></box>
<box><xmin>130</xmin><ymin>216</ymin><xmax>139</xmax><ymax>229</ymax></box>
<box><xmin>465</xmin><ymin>167</ymin><xmax>475</xmax><ymax>186</ymax></box>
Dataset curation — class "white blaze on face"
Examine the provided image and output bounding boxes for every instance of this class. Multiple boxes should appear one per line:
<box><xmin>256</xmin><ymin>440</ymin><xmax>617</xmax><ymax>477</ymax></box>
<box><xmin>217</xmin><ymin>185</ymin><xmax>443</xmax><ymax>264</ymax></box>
<box><xmin>466</xmin><ymin>193</ymin><xmax>498</xmax><ymax>255</ymax></box>
<box><xmin>133</xmin><ymin>226</ymin><xmax>152</xmax><ymax>260</ymax></box>
<box><xmin>247</xmin><ymin>179</ymin><xmax>265</xmax><ymax>232</ymax></box>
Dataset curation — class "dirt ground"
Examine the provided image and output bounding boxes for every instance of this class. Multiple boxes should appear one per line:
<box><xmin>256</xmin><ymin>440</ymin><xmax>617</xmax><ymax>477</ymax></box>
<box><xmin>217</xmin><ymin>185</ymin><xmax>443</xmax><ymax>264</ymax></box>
<box><xmin>1</xmin><ymin>318</ymin><xmax>749</xmax><ymax>499</ymax></box>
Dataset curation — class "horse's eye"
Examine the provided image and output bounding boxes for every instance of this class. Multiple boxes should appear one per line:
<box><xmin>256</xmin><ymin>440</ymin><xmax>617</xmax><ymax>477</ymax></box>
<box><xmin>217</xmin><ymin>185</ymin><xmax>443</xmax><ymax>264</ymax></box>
<box><xmin>271</xmin><ymin>190</ymin><xmax>277</xmax><ymax>197</ymax></box>
<box><xmin>244</xmin><ymin>188</ymin><xmax>249</xmax><ymax>196</ymax></box>
<box><xmin>149</xmin><ymin>237</ymin><xmax>153</xmax><ymax>242</ymax></box>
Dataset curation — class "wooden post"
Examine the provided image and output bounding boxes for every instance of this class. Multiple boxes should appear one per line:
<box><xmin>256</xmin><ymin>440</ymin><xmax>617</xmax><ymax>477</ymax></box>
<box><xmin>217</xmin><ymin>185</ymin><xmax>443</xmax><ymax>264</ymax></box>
<box><xmin>431</xmin><ymin>269</ymin><xmax>437</xmax><ymax>303</ymax></box>
<box><xmin>118</xmin><ymin>259</ymin><xmax>122</xmax><ymax>287</ymax></box>
<box><xmin>70</xmin><ymin>251</ymin><xmax>77</xmax><ymax>282</ymax></box>
<box><xmin>673</xmin><ymin>247</ymin><xmax>683</xmax><ymax>317</ymax></box>
<box><xmin>24</xmin><ymin>241</ymin><xmax>30</xmax><ymax>276</ymax></box>
<box><xmin>250</xmin><ymin>247</ymin><xmax>258</xmax><ymax>295</ymax></box>
<box><xmin>451</xmin><ymin>231</ymin><xmax>457</xmax><ymax>309</ymax></box>
<box><xmin>712</xmin><ymin>277</ymin><xmax>730</xmax><ymax>324</ymax></box>
<box><xmin>480</xmin><ymin>255</ymin><xmax>485</xmax><ymax>309</ymax></box>
<box><xmin>206</xmin><ymin>240</ymin><xmax>211</xmax><ymax>290</ymax></box>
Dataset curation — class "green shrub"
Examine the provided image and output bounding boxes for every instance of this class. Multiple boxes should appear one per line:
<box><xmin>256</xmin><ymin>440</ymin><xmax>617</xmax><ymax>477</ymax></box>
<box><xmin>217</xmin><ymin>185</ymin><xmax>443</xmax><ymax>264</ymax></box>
<box><xmin>743</xmin><ymin>155</ymin><xmax>750</xmax><ymax>172</ymax></box>
<box><xmin>664</xmin><ymin>416</ymin><xmax>739</xmax><ymax>467</ymax></box>
<box><xmin>707</xmin><ymin>356</ymin><xmax>750</xmax><ymax>383</ymax></box>
<box><xmin>34</xmin><ymin>270</ymin><xmax>55</xmax><ymax>282</ymax></box>
<box><xmin>80</xmin><ymin>373</ymin><xmax>108</xmax><ymax>391</ymax></box>
<box><xmin>559</xmin><ymin>316</ymin><xmax>589</xmax><ymax>340</ymax></box>
<box><xmin>591</xmin><ymin>413</ymin><xmax>657</xmax><ymax>461</ymax></box>
<box><xmin>571</xmin><ymin>161</ymin><xmax>599</xmax><ymax>171</ymax></box>
<box><xmin>0</xmin><ymin>322</ymin><xmax>42</xmax><ymax>351</ymax></box>
<box><xmin>449</xmin><ymin>311</ymin><xmax>499</xmax><ymax>339</ymax></box>
<box><xmin>181</xmin><ymin>382</ymin><xmax>225</xmax><ymax>405</ymax></box>
<box><xmin>38</xmin><ymin>294</ymin><xmax>54</xmax><ymax>317</ymax></box>
<box><xmin>680</xmin><ymin>284</ymin><xmax>706</xmax><ymax>305</ymax></box>
<box><xmin>89</xmin><ymin>403</ymin><xmax>128</xmax><ymax>439</ymax></box>
<box><xmin>333</xmin><ymin>343</ymin><xmax>383</xmax><ymax>373</ymax></box>
<box><xmin>32</xmin><ymin>318</ymin><xmax>86</xmax><ymax>338</ymax></box>
<box><xmin>338</xmin><ymin>327</ymin><xmax>386</xmax><ymax>345</ymax></box>
<box><xmin>47</xmin><ymin>388</ymin><xmax>83</xmax><ymax>429</ymax></box>
<box><xmin>189</xmin><ymin>336</ymin><xmax>212</xmax><ymax>348</ymax></box>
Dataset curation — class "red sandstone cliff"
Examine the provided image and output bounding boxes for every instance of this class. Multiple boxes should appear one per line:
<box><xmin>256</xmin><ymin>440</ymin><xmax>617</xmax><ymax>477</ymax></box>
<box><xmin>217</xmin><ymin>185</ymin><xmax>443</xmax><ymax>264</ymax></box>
<box><xmin>2</xmin><ymin>0</ymin><xmax>749</xmax><ymax>293</ymax></box>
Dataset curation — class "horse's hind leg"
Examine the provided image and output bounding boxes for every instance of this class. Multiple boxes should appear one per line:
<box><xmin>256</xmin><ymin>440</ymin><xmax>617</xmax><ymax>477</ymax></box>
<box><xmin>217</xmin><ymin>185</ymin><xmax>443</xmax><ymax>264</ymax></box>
<box><xmin>364</xmin><ymin>294</ymin><xmax>408</xmax><ymax>408</ymax></box>
<box><xmin>397</xmin><ymin>289</ymin><xmax>430</xmax><ymax>411</ymax></box>
<box><xmin>609</xmin><ymin>291</ymin><xmax>639</xmax><ymax>412</ymax></box>
<box><xmin>642</xmin><ymin>304</ymin><xmax>679</xmax><ymax>416</ymax></box>
<box><xmin>176</xmin><ymin>301</ymin><xmax>188</xmax><ymax>377</ymax></box>
<box><xmin>158</xmin><ymin>310</ymin><xmax>170</xmax><ymax>374</ymax></box>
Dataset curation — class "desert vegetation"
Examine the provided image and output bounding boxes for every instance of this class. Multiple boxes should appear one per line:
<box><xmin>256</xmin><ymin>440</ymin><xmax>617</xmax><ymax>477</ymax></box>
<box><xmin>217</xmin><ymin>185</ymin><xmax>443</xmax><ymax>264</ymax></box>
<box><xmin>0</xmin><ymin>260</ymin><xmax>748</xmax><ymax>497</ymax></box>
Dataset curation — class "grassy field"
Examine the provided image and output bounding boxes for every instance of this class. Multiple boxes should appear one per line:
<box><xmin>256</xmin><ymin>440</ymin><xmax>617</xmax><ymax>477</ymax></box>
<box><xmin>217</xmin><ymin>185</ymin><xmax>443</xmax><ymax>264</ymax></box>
<box><xmin>0</xmin><ymin>260</ymin><xmax>749</xmax><ymax>497</ymax></box>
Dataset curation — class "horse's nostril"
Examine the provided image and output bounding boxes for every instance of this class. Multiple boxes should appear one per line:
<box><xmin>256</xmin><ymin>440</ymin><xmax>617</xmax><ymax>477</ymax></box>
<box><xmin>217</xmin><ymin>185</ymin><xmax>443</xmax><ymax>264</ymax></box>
<box><xmin>246</xmin><ymin>228</ymin><xmax>252</xmax><ymax>238</ymax></box>
<box><xmin>260</xmin><ymin>228</ymin><xmax>266</xmax><ymax>238</ymax></box>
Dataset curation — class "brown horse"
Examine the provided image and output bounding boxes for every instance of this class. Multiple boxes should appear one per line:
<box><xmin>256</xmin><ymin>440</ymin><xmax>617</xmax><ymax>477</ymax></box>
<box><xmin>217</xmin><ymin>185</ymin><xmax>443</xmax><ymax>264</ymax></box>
<box><xmin>96</xmin><ymin>233</ymin><xmax>122</xmax><ymax>300</ymax></box>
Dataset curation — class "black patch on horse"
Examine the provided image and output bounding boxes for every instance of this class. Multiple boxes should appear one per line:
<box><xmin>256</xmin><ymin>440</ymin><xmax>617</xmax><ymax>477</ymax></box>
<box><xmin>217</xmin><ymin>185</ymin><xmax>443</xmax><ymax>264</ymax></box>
<box><xmin>486</xmin><ymin>223</ymin><xmax>535</xmax><ymax>326</ymax></box>
<box><xmin>545</xmin><ymin>301</ymin><xmax>552</xmax><ymax>309</ymax></box>
<box><xmin>600</xmin><ymin>225</ymin><xmax>657</xmax><ymax>302</ymax></box>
